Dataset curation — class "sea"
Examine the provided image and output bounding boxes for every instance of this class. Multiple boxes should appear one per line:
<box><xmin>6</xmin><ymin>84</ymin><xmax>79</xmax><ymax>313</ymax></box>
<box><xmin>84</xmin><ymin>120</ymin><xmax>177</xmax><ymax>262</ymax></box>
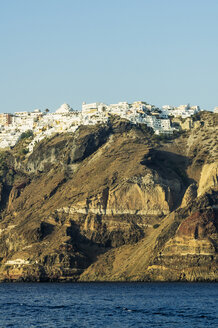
<box><xmin>0</xmin><ymin>282</ymin><xmax>217</xmax><ymax>328</ymax></box>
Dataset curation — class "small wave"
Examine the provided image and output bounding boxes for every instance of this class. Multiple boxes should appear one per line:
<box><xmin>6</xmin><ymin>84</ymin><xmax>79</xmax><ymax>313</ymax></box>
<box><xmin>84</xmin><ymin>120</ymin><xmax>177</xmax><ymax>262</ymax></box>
<box><xmin>177</xmin><ymin>313</ymin><xmax>217</xmax><ymax>321</ymax></box>
<box><xmin>3</xmin><ymin>303</ymin><xmax>72</xmax><ymax>311</ymax></box>
<box><xmin>152</xmin><ymin>312</ymin><xmax>168</xmax><ymax>316</ymax></box>
<box><xmin>2</xmin><ymin>302</ymin><xmax>22</xmax><ymax>307</ymax></box>
<box><xmin>47</xmin><ymin>305</ymin><xmax>71</xmax><ymax>309</ymax></box>
<box><xmin>116</xmin><ymin>306</ymin><xmax>149</xmax><ymax>314</ymax></box>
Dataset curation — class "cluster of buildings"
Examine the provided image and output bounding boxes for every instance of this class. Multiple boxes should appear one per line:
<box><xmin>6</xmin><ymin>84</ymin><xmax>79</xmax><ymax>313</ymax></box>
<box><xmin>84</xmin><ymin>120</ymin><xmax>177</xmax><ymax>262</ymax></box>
<box><xmin>0</xmin><ymin>100</ymin><xmax>212</xmax><ymax>151</ymax></box>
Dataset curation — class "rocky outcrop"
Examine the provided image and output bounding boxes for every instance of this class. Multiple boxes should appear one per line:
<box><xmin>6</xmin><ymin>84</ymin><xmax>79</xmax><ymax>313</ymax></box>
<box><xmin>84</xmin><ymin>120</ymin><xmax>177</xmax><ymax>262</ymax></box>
<box><xmin>106</xmin><ymin>176</ymin><xmax>173</xmax><ymax>216</ymax></box>
<box><xmin>7</xmin><ymin>181</ymin><xmax>29</xmax><ymax>212</ymax></box>
<box><xmin>143</xmin><ymin>208</ymin><xmax>218</xmax><ymax>281</ymax></box>
<box><xmin>198</xmin><ymin>163</ymin><xmax>218</xmax><ymax>196</ymax></box>
<box><xmin>64</xmin><ymin>174</ymin><xmax>174</xmax><ymax>216</ymax></box>
<box><xmin>181</xmin><ymin>183</ymin><xmax>197</xmax><ymax>208</ymax></box>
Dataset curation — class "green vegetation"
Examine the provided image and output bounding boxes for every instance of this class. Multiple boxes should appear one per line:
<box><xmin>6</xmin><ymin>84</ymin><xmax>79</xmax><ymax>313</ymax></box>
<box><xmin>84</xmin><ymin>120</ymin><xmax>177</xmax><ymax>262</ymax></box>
<box><xmin>0</xmin><ymin>152</ymin><xmax>8</xmax><ymax>174</ymax></box>
<box><xmin>138</xmin><ymin>123</ymin><xmax>154</xmax><ymax>135</ymax></box>
<box><xmin>20</xmin><ymin>130</ymin><xmax>33</xmax><ymax>140</ymax></box>
<box><xmin>178</xmin><ymin>116</ymin><xmax>186</xmax><ymax>123</ymax></box>
<box><xmin>192</xmin><ymin>113</ymin><xmax>201</xmax><ymax>121</ymax></box>
<box><xmin>20</xmin><ymin>148</ymin><xmax>29</xmax><ymax>155</ymax></box>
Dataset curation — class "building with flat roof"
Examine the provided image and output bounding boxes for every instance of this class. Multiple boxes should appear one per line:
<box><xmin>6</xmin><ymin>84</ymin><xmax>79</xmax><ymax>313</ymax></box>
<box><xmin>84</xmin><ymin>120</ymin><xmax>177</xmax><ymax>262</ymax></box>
<box><xmin>0</xmin><ymin>113</ymin><xmax>13</xmax><ymax>126</ymax></box>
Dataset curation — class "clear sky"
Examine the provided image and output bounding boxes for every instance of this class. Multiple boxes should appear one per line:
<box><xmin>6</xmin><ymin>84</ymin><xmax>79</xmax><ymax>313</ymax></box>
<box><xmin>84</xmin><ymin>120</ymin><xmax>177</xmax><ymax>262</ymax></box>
<box><xmin>0</xmin><ymin>0</ymin><xmax>218</xmax><ymax>113</ymax></box>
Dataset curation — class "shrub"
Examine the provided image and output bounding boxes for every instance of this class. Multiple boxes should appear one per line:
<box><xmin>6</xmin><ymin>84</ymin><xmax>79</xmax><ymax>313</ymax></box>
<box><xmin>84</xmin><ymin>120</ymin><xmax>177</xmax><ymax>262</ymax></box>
<box><xmin>20</xmin><ymin>130</ymin><xmax>33</xmax><ymax>140</ymax></box>
<box><xmin>20</xmin><ymin>148</ymin><xmax>29</xmax><ymax>155</ymax></box>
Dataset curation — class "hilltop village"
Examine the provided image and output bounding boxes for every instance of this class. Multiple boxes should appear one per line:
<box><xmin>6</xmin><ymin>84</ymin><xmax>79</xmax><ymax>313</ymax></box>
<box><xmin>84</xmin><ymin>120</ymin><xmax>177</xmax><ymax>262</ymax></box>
<box><xmin>0</xmin><ymin>100</ymin><xmax>216</xmax><ymax>151</ymax></box>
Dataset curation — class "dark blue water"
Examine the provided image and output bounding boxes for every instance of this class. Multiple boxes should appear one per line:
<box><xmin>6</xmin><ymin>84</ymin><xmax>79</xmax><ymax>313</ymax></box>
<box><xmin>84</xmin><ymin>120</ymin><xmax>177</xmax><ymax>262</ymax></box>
<box><xmin>0</xmin><ymin>283</ymin><xmax>217</xmax><ymax>328</ymax></box>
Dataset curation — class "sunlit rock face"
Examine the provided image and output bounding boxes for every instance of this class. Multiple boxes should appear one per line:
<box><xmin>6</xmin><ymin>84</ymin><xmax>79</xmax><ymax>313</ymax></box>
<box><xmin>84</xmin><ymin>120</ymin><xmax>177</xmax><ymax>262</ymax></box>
<box><xmin>0</xmin><ymin>112</ymin><xmax>217</xmax><ymax>282</ymax></box>
<box><xmin>143</xmin><ymin>208</ymin><xmax>218</xmax><ymax>282</ymax></box>
<box><xmin>198</xmin><ymin>163</ymin><xmax>218</xmax><ymax>196</ymax></box>
<box><xmin>181</xmin><ymin>183</ymin><xmax>197</xmax><ymax>208</ymax></box>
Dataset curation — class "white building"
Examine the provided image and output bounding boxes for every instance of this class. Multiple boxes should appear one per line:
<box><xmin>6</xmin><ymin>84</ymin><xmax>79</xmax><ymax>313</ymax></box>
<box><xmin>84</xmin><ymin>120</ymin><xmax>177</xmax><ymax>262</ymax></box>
<box><xmin>168</xmin><ymin>104</ymin><xmax>200</xmax><ymax>118</ymax></box>
<box><xmin>55</xmin><ymin>103</ymin><xmax>73</xmax><ymax>114</ymax></box>
<box><xmin>162</xmin><ymin>105</ymin><xmax>173</xmax><ymax>110</ymax></box>
<box><xmin>0</xmin><ymin>100</ymin><xmax>202</xmax><ymax>151</ymax></box>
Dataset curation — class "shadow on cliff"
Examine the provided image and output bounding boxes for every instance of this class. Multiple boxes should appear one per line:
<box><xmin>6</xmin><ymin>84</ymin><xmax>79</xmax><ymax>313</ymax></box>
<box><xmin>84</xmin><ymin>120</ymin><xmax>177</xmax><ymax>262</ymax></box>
<box><xmin>140</xmin><ymin>149</ymin><xmax>196</xmax><ymax>209</ymax></box>
<box><xmin>66</xmin><ymin>220</ymin><xmax>111</xmax><ymax>263</ymax></box>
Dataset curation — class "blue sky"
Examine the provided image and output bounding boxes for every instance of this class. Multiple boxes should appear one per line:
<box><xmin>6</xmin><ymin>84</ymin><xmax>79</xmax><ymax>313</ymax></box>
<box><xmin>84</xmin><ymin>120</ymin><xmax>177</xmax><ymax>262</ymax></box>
<box><xmin>0</xmin><ymin>0</ymin><xmax>218</xmax><ymax>113</ymax></box>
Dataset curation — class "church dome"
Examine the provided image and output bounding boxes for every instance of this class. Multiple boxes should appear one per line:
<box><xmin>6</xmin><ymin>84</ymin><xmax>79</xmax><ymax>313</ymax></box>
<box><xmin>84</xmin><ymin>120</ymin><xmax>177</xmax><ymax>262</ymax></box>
<box><xmin>55</xmin><ymin>103</ymin><xmax>72</xmax><ymax>114</ymax></box>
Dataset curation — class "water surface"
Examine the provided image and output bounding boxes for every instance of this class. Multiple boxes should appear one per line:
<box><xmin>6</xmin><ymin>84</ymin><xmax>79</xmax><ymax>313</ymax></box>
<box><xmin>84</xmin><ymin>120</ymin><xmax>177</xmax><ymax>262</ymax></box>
<box><xmin>0</xmin><ymin>282</ymin><xmax>217</xmax><ymax>327</ymax></box>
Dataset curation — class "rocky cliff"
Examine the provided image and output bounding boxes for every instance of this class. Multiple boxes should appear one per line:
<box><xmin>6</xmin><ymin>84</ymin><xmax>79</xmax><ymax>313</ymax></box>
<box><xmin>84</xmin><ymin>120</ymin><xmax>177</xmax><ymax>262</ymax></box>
<box><xmin>0</xmin><ymin>112</ymin><xmax>217</xmax><ymax>282</ymax></box>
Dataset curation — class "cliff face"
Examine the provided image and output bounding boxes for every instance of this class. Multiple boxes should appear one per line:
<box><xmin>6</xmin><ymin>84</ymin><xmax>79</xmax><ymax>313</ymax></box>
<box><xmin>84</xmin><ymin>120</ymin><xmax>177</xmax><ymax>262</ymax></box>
<box><xmin>0</xmin><ymin>112</ymin><xmax>217</xmax><ymax>282</ymax></box>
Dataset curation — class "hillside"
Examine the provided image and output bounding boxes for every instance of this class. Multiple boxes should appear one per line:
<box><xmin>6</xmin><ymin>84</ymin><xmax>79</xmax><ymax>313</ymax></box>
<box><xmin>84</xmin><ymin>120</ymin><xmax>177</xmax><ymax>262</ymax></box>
<box><xmin>0</xmin><ymin>112</ymin><xmax>217</xmax><ymax>282</ymax></box>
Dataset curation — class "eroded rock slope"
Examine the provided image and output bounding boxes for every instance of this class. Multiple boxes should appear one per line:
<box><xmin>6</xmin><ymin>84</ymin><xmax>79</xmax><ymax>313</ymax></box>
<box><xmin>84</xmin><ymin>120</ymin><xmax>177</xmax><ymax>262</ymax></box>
<box><xmin>0</xmin><ymin>112</ymin><xmax>217</xmax><ymax>281</ymax></box>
